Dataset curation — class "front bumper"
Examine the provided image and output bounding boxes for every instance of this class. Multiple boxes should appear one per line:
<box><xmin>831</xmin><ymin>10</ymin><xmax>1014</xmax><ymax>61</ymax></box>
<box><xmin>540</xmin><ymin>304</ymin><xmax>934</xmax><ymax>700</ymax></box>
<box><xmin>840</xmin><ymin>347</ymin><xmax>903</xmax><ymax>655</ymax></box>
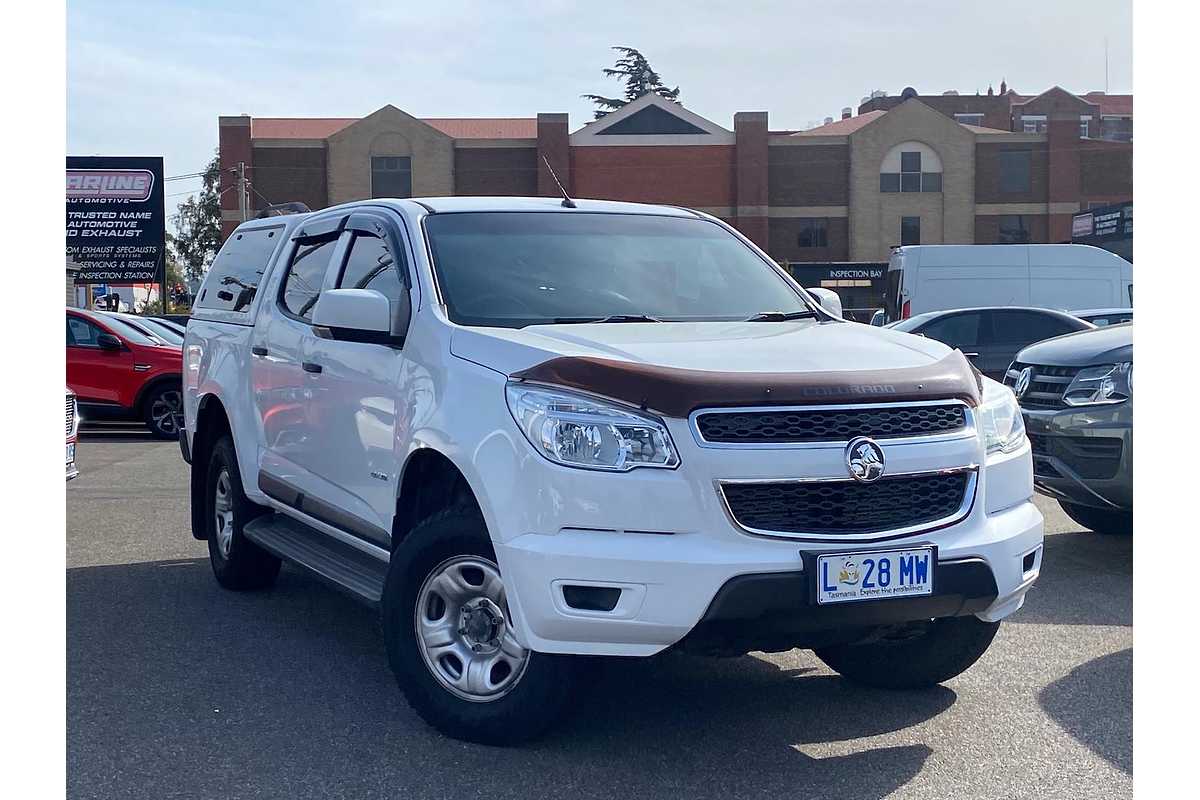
<box><xmin>1023</xmin><ymin>403</ymin><xmax>1132</xmax><ymax>510</ymax></box>
<box><xmin>496</xmin><ymin>498</ymin><xmax>1043</xmax><ymax>657</ymax></box>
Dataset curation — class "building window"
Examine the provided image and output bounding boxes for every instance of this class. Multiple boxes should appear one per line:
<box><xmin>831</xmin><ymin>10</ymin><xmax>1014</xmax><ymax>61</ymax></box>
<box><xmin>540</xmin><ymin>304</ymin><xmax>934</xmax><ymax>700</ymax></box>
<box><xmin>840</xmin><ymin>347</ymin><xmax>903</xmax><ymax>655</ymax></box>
<box><xmin>797</xmin><ymin>218</ymin><xmax>828</xmax><ymax>248</ymax></box>
<box><xmin>1100</xmin><ymin>116</ymin><xmax>1132</xmax><ymax>142</ymax></box>
<box><xmin>954</xmin><ymin>113</ymin><xmax>984</xmax><ymax>126</ymax></box>
<box><xmin>881</xmin><ymin>149</ymin><xmax>941</xmax><ymax>193</ymax></box>
<box><xmin>371</xmin><ymin>156</ymin><xmax>412</xmax><ymax>198</ymax></box>
<box><xmin>998</xmin><ymin>215</ymin><xmax>1031</xmax><ymax>244</ymax></box>
<box><xmin>1079</xmin><ymin>115</ymin><xmax>1092</xmax><ymax>139</ymax></box>
<box><xmin>999</xmin><ymin>150</ymin><xmax>1032</xmax><ymax>193</ymax></box>
<box><xmin>1021</xmin><ymin>115</ymin><xmax>1047</xmax><ymax>133</ymax></box>
<box><xmin>901</xmin><ymin>216</ymin><xmax>921</xmax><ymax>246</ymax></box>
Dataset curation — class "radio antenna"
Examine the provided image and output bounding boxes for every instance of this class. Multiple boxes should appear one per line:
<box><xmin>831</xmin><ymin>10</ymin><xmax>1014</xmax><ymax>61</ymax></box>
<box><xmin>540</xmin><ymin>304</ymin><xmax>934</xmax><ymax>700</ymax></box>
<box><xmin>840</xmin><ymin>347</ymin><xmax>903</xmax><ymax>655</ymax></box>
<box><xmin>541</xmin><ymin>155</ymin><xmax>576</xmax><ymax>208</ymax></box>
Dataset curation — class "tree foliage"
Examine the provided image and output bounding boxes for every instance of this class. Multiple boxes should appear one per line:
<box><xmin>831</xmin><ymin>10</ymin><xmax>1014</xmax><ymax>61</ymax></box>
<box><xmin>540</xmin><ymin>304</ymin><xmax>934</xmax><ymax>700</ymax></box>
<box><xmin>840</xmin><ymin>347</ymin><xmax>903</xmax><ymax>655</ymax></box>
<box><xmin>170</xmin><ymin>151</ymin><xmax>222</xmax><ymax>283</ymax></box>
<box><xmin>582</xmin><ymin>46</ymin><xmax>681</xmax><ymax>119</ymax></box>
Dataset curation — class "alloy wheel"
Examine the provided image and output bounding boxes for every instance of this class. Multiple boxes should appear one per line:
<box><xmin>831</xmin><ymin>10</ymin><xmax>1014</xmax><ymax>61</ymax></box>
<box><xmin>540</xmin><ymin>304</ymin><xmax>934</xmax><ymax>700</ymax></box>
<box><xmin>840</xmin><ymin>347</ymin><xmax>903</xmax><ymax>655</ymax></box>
<box><xmin>150</xmin><ymin>389</ymin><xmax>183</xmax><ymax>436</ymax></box>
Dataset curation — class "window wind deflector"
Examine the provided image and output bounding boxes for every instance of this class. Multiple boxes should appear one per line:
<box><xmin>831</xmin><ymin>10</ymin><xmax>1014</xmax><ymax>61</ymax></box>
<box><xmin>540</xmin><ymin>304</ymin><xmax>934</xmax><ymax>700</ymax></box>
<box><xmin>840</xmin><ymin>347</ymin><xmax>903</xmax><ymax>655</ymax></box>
<box><xmin>294</xmin><ymin>214</ymin><xmax>348</xmax><ymax>243</ymax></box>
<box><xmin>744</xmin><ymin>310</ymin><xmax>818</xmax><ymax>322</ymax></box>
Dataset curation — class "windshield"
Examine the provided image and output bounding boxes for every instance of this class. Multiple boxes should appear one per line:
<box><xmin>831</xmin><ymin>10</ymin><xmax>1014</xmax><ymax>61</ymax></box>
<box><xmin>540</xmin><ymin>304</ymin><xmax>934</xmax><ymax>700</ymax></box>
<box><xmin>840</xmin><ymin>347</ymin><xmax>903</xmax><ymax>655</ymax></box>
<box><xmin>90</xmin><ymin>314</ymin><xmax>161</xmax><ymax>346</ymax></box>
<box><xmin>887</xmin><ymin>310</ymin><xmax>942</xmax><ymax>332</ymax></box>
<box><xmin>424</xmin><ymin>212</ymin><xmax>812</xmax><ymax>328</ymax></box>
<box><xmin>128</xmin><ymin>317</ymin><xmax>184</xmax><ymax>344</ymax></box>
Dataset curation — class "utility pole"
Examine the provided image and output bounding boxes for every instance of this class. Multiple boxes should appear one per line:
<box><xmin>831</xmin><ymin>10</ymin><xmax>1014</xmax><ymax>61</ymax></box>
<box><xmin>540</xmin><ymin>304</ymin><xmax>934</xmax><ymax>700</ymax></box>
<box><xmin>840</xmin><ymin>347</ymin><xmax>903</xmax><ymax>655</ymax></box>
<box><xmin>236</xmin><ymin>161</ymin><xmax>248</xmax><ymax>222</ymax></box>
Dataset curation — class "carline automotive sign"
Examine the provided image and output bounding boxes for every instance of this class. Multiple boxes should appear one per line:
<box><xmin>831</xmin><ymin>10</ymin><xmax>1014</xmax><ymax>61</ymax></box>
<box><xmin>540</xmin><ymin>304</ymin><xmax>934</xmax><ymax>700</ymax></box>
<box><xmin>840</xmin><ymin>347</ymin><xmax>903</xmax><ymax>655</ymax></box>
<box><xmin>66</xmin><ymin>156</ymin><xmax>166</xmax><ymax>284</ymax></box>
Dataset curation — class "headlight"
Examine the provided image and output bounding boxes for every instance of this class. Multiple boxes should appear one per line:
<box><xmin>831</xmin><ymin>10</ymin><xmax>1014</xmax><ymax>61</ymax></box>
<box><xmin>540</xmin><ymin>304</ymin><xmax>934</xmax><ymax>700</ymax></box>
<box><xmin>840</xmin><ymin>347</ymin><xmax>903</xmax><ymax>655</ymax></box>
<box><xmin>1063</xmin><ymin>362</ymin><xmax>1132</xmax><ymax>406</ymax></box>
<box><xmin>505</xmin><ymin>384</ymin><xmax>679</xmax><ymax>471</ymax></box>
<box><xmin>978</xmin><ymin>380</ymin><xmax>1026</xmax><ymax>454</ymax></box>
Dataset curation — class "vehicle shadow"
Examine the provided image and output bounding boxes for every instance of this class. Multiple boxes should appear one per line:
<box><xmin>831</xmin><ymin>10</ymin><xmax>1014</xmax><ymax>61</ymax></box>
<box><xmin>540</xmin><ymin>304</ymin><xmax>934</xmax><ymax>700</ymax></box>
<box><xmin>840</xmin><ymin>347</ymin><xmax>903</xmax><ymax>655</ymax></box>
<box><xmin>68</xmin><ymin>559</ymin><xmax>955</xmax><ymax>800</ymax></box>
<box><xmin>1006</xmin><ymin>528</ymin><xmax>1132</xmax><ymax>627</ymax></box>
<box><xmin>1038</xmin><ymin>648</ymin><xmax>1132</xmax><ymax>774</ymax></box>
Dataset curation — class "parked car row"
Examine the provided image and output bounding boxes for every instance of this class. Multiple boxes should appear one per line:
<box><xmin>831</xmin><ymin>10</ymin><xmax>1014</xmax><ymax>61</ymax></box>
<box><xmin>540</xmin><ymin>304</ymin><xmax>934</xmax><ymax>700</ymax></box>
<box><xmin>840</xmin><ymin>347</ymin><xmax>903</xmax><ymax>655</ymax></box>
<box><xmin>66</xmin><ymin>308</ymin><xmax>184</xmax><ymax>438</ymax></box>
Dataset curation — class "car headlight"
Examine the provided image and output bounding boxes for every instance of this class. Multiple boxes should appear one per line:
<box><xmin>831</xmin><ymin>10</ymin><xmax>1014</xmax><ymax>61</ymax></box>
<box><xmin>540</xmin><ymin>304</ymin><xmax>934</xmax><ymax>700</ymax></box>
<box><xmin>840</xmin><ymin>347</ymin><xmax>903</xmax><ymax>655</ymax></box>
<box><xmin>505</xmin><ymin>384</ymin><xmax>679</xmax><ymax>471</ymax></box>
<box><xmin>1063</xmin><ymin>362</ymin><xmax>1132</xmax><ymax>406</ymax></box>
<box><xmin>978</xmin><ymin>380</ymin><xmax>1026</xmax><ymax>455</ymax></box>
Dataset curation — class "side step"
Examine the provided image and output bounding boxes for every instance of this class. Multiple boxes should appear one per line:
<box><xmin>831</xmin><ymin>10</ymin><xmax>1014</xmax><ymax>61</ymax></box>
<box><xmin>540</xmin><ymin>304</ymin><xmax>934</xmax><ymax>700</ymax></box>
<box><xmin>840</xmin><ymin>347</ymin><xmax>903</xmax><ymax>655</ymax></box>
<box><xmin>242</xmin><ymin>513</ymin><xmax>389</xmax><ymax>608</ymax></box>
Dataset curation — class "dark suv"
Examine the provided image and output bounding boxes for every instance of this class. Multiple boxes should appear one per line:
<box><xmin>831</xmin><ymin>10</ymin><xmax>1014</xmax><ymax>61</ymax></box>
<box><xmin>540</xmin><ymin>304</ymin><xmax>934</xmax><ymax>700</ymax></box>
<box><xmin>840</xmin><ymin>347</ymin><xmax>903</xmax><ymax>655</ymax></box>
<box><xmin>1004</xmin><ymin>324</ymin><xmax>1132</xmax><ymax>534</ymax></box>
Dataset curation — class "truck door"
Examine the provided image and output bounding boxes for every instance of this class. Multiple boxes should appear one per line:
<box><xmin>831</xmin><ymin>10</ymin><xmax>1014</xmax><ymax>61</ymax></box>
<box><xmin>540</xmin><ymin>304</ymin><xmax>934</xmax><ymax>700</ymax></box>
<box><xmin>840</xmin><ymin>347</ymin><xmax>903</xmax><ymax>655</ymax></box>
<box><xmin>299</xmin><ymin>211</ymin><xmax>415</xmax><ymax>548</ymax></box>
<box><xmin>254</xmin><ymin>215</ymin><xmax>347</xmax><ymax>507</ymax></box>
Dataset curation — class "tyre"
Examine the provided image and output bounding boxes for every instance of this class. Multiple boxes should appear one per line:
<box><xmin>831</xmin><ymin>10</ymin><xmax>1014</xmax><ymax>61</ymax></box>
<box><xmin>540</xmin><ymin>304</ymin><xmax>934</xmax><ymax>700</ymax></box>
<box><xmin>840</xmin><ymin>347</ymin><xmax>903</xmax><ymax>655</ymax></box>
<box><xmin>143</xmin><ymin>382</ymin><xmax>184</xmax><ymax>439</ymax></box>
<box><xmin>205</xmin><ymin>435</ymin><xmax>281</xmax><ymax>590</ymax></box>
<box><xmin>814</xmin><ymin>616</ymin><xmax>1001</xmax><ymax>689</ymax></box>
<box><xmin>1059</xmin><ymin>500</ymin><xmax>1133</xmax><ymax>535</ymax></box>
<box><xmin>381</xmin><ymin>506</ymin><xmax>579</xmax><ymax>745</ymax></box>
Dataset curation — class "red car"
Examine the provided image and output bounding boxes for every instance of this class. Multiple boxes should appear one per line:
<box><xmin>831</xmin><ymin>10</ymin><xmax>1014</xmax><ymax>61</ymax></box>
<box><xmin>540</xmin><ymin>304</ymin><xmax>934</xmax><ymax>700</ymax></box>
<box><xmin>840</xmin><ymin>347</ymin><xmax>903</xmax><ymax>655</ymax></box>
<box><xmin>66</xmin><ymin>309</ymin><xmax>183</xmax><ymax>439</ymax></box>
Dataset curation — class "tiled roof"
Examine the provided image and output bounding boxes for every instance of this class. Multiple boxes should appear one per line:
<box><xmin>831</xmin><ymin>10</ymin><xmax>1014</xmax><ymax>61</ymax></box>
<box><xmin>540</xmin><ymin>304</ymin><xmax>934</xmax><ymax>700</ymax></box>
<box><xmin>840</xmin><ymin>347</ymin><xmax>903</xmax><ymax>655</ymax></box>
<box><xmin>793</xmin><ymin>110</ymin><xmax>1014</xmax><ymax>138</ymax></box>
<box><xmin>791</xmin><ymin>111</ymin><xmax>887</xmax><ymax>136</ymax></box>
<box><xmin>250</xmin><ymin>116</ymin><xmax>537</xmax><ymax>140</ymax></box>
<box><xmin>251</xmin><ymin>118</ymin><xmax>356</xmax><ymax>139</ymax></box>
<box><xmin>1085</xmin><ymin>93</ymin><xmax>1133</xmax><ymax>116</ymax></box>
<box><xmin>422</xmin><ymin>118</ymin><xmax>537</xmax><ymax>138</ymax></box>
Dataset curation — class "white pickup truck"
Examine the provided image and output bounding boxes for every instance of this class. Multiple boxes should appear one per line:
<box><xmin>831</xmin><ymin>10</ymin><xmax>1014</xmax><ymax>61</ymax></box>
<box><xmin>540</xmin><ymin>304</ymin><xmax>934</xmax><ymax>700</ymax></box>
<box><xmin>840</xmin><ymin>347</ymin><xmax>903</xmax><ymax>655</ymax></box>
<box><xmin>182</xmin><ymin>197</ymin><xmax>1042</xmax><ymax>744</ymax></box>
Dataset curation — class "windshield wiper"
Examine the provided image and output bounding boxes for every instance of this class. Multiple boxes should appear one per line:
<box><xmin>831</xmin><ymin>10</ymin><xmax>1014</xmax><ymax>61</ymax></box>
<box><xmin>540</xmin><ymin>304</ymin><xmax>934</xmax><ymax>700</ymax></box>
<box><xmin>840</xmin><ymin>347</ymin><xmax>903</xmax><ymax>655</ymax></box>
<box><xmin>743</xmin><ymin>309</ymin><xmax>818</xmax><ymax>322</ymax></box>
<box><xmin>551</xmin><ymin>314</ymin><xmax>664</xmax><ymax>324</ymax></box>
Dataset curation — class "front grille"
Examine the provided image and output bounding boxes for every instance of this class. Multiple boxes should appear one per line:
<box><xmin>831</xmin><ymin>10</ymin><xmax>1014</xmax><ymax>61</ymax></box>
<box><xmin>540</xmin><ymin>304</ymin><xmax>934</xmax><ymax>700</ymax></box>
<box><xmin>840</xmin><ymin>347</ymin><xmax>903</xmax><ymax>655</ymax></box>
<box><xmin>1028</xmin><ymin>433</ymin><xmax>1122</xmax><ymax>480</ymax></box>
<box><xmin>695</xmin><ymin>404</ymin><xmax>966</xmax><ymax>444</ymax></box>
<box><xmin>66</xmin><ymin>395</ymin><xmax>77</xmax><ymax>437</ymax></box>
<box><xmin>721</xmin><ymin>472</ymin><xmax>972</xmax><ymax>536</ymax></box>
<box><xmin>1005</xmin><ymin>363</ymin><xmax>1081</xmax><ymax>410</ymax></box>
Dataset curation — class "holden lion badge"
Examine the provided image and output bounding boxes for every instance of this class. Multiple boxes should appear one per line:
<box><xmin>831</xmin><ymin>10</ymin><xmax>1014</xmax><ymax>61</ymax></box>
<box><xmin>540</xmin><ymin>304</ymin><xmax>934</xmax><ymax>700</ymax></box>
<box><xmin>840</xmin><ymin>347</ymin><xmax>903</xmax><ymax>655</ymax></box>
<box><xmin>845</xmin><ymin>437</ymin><xmax>885</xmax><ymax>483</ymax></box>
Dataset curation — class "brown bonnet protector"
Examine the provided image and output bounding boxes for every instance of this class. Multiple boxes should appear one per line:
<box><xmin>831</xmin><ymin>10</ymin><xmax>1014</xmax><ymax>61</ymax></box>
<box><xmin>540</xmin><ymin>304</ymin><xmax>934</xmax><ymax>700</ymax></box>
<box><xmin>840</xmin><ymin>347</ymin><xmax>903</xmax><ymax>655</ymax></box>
<box><xmin>511</xmin><ymin>350</ymin><xmax>983</xmax><ymax>418</ymax></box>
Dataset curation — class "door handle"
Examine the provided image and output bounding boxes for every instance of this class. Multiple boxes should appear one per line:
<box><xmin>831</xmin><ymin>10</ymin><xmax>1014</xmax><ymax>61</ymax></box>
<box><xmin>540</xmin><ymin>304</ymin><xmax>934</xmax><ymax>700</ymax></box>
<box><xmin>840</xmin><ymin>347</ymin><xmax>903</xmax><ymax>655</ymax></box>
<box><xmin>962</xmin><ymin>352</ymin><xmax>980</xmax><ymax>359</ymax></box>
<box><xmin>251</xmin><ymin>346</ymin><xmax>269</xmax><ymax>357</ymax></box>
<box><xmin>302</xmin><ymin>361</ymin><xmax>323</xmax><ymax>374</ymax></box>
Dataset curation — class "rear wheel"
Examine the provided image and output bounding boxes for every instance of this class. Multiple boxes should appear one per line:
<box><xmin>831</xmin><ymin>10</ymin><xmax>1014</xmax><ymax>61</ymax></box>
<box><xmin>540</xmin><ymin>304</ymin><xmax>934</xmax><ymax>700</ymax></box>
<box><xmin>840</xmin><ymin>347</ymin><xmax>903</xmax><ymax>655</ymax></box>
<box><xmin>382</xmin><ymin>506</ymin><xmax>579</xmax><ymax>745</ymax></box>
<box><xmin>1059</xmin><ymin>500</ymin><xmax>1132</xmax><ymax>535</ymax></box>
<box><xmin>205</xmin><ymin>436</ymin><xmax>280</xmax><ymax>590</ymax></box>
<box><xmin>815</xmin><ymin>616</ymin><xmax>1001</xmax><ymax>689</ymax></box>
<box><xmin>143</xmin><ymin>382</ymin><xmax>184</xmax><ymax>439</ymax></box>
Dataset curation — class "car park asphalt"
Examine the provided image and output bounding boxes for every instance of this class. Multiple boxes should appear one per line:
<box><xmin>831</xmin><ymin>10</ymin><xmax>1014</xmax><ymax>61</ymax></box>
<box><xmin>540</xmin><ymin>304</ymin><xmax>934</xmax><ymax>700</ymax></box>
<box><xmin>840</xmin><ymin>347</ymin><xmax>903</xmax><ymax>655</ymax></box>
<box><xmin>67</xmin><ymin>425</ymin><xmax>1132</xmax><ymax>800</ymax></box>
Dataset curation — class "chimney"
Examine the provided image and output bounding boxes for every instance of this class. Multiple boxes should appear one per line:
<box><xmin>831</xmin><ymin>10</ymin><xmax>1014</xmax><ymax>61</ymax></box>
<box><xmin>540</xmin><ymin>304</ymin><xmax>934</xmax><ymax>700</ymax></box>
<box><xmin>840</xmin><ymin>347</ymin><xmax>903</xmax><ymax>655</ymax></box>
<box><xmin>841</xmin><ymin>107</ymin><xmax>852</xmax><ymax>120</ymax></box>
<box><xmin>1000</xmin><ymin>78</ymin><xmax>1007</xmax><ymax>95</ymax></box>
<box><xmin>987</xmin><ymin>84</ymin><xmax>994</xmax><ymax>96</ymax></box>
<box><xmin>824</xmin><ymin>116</ymin><xmax>833</xmax><ymax>125</ymax></box>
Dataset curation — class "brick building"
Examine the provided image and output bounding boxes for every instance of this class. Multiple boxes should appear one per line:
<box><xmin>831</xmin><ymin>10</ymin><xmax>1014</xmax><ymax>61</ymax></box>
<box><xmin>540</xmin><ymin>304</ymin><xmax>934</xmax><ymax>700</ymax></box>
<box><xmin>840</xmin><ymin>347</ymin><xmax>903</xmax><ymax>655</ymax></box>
<box><xmin>218</xmin><ymin>86</ymin><xmax>1132</xmax><ymax>269</ymax></box>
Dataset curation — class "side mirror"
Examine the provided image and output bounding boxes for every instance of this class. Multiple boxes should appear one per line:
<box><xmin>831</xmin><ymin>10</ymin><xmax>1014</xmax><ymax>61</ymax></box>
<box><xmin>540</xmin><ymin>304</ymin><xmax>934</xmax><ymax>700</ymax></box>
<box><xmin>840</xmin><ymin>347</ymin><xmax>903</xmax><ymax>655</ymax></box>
<box><xmin>96</xmin><ymin>333</ymin><xmax>123</xmax><ymax>351</ymax></box>
<box><xmin>807</xmin><ymin>287</ymin><xmax>843</xmax><ymax>319</ymax></box>
<box><xmin>312</xmin><ymin>288</ymin><xmax>400</xmax><ymax>345</ymax></box>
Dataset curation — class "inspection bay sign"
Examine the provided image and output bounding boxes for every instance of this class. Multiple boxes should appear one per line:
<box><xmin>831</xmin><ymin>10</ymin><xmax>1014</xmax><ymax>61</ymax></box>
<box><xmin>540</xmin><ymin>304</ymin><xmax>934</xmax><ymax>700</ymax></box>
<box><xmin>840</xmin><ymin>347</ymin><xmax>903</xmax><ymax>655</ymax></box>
<box><xmin>66</xmin><ymin>156</ymin><xmax>166</xmax><ymax>284</ymax></box>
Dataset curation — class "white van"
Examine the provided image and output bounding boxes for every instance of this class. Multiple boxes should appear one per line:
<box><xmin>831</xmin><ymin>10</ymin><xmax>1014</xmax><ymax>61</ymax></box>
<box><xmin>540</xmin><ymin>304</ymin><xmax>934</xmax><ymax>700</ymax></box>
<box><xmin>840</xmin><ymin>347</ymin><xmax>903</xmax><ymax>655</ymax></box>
<box><xmin>883</xmin><ymin>245</ymin><xmax>1132</xmax><ymax>322</ymax></box>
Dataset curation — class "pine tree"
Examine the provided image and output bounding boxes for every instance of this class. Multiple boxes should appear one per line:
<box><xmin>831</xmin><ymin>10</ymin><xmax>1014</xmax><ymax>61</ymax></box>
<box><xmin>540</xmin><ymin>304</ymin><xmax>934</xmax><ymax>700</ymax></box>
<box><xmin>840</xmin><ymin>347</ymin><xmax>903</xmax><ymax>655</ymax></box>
<box><xmin>582</xmin><ymin>46</ymin><xmax>681</xmax><ymax>119</ymax></box>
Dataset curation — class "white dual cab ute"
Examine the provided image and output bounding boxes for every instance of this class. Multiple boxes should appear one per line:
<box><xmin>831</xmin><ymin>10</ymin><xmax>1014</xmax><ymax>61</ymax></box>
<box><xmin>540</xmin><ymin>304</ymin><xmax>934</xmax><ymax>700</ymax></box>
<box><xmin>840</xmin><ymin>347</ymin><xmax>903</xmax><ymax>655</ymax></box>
<box><xmin>182</xmin><ymin>197</ymin><xmax>1042</xmax><ymax>744</ymax></box>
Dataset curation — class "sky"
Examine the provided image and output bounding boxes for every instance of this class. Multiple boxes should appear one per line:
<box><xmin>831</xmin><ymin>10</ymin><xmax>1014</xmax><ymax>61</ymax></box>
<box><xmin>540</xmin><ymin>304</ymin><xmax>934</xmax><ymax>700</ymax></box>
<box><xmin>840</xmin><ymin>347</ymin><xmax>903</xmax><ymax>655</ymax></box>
<box><xmin>67</xmin><ymin>0</ymin><xmax>1133</xmax><ymax>223</ymax></box>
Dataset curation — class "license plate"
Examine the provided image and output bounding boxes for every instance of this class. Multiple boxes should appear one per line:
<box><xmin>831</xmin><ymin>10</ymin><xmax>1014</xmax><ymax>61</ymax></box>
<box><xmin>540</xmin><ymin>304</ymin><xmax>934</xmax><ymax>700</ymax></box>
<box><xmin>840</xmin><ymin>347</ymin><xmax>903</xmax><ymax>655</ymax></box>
<box><xmin>66</xmin><ymin>443</ymin><xmax>75</xmax><ymax>465</ymax></box>
<box><xmin>817</xmin><ymin>548</ymin><xmax>934</xmax><ymax>605</ymax></box>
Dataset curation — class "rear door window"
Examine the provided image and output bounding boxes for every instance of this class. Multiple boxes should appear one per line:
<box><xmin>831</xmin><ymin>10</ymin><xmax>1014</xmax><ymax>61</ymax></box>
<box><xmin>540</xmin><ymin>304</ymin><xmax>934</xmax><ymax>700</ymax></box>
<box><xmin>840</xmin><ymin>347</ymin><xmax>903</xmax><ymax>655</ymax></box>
<box><xmin>919</xmin><ymin>312</ymin><xmax>982</xmax><ymax>349</ymax></box>
<box><xmin>991</xmin><ymin>310</ymin><xmax>1079</xmax><ymax>343</ymax></box>
<box><xmin>196</xmin><ymin>225</ymin><xmax>284</xmax><ymax>313</ymax></box>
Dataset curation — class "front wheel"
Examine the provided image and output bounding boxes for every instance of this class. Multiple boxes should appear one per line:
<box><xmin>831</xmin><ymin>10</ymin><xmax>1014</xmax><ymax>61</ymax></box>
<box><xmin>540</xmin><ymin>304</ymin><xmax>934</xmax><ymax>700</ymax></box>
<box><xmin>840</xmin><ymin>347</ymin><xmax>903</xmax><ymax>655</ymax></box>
<box><xmin>814</xmin><ymin>616</ymin><xmax>1000</xmax><ymax>689</ymax></box>
<box><xmin>381</xmin><ymin>507</ymin><xmax>579</xmax><ymax>745</ymax></box>
<box><xmin>1059</xmin><ymin>500</ymin><xmax>1132</xmax><ymax>535</ymax></box>
<box><xmin>143</xmin><ymin>382</ymin><xmax>184</xmax><ymax>439</ymax></box>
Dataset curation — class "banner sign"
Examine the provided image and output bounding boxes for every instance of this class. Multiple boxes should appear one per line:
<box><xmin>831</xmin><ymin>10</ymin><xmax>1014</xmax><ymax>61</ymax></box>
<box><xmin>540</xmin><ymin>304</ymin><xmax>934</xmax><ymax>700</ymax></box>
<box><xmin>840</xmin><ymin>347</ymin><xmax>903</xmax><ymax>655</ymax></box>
<box><xmin>786</xmin><ymin>262</ymin><xmax>887</xmax><ymax>282</ymax></box>
<box><xmin>66</xmin><ymin>156</ymin><xmax>166</xmax><ymax>284</ymax></box>
<box><xmin>1072</xmin><ymin>202</ymin><xmax>1131</xmax><ymax>242</ymax></box>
